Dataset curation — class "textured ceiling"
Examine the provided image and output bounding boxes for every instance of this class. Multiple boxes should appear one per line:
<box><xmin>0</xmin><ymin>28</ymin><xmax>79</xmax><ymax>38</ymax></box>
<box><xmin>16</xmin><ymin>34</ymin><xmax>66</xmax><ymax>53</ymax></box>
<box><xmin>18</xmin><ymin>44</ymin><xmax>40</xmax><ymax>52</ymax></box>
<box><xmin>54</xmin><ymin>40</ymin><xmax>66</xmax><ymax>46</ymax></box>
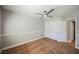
<box><xmin>1</xmin><ymin>5</ymin><xmax>79</xmax><ymax>19</ymax></box>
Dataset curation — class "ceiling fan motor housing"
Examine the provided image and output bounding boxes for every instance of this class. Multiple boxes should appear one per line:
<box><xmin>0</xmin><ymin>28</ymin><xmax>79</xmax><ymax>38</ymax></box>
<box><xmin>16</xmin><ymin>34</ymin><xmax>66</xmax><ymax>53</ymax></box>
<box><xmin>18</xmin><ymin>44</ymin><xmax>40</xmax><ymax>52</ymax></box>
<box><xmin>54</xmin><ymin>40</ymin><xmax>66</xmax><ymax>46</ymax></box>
<box><xmin>44</xmin><ymin>10</ymin><xmax>47</xmax><ymax>13</ymax></box>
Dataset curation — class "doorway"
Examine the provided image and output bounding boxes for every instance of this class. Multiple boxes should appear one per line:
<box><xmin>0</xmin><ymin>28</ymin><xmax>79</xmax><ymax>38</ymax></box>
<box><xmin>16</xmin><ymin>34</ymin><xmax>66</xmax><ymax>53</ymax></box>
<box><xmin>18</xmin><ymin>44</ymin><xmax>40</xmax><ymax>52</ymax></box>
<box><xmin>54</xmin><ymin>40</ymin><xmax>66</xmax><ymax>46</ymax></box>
<box><xmin>67</xmin><ymin>19</ymin><xmax>75</xmax><ymax>47</ymax></box>
<box><xmin>70</xmin><ymin>20</ymin><xmax>75</xmax><ymax>47</ymax></box>
<box><xmin>72</xmin><ymin>21</ymin><xmax>75</xmax><ymax>41</ymax></box>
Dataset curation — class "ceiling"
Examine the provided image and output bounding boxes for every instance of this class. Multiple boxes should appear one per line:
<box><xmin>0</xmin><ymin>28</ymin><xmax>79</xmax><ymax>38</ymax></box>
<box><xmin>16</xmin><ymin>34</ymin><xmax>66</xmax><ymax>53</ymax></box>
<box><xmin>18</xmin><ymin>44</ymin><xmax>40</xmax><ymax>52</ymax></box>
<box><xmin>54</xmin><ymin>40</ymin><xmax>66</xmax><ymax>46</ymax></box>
<box><xmin>1</xmin><ymin>5</ymin><xmax>79</xmax><ymax>19</ymax></box>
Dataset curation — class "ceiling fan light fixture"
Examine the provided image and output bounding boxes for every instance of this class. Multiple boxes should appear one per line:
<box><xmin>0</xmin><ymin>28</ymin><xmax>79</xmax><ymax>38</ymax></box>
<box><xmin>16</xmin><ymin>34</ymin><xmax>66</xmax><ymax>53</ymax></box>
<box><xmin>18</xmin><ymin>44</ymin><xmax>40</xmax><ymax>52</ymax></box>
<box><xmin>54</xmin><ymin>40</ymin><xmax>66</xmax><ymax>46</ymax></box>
<box><xmin>44</xmin><ymin>15</ymin><xmax>47</xmax><ymax>17</ymax></box>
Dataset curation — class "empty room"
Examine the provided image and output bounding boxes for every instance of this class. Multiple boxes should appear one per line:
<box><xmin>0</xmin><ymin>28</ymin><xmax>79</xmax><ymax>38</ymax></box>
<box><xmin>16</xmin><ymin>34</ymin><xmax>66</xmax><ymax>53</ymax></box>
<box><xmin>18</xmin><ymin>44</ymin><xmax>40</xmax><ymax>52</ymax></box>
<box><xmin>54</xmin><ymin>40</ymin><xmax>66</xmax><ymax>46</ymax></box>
<box><xmin>0</xmin><ymin>5</ymin><xmax>79</xmax><ymax>54</ymax></box>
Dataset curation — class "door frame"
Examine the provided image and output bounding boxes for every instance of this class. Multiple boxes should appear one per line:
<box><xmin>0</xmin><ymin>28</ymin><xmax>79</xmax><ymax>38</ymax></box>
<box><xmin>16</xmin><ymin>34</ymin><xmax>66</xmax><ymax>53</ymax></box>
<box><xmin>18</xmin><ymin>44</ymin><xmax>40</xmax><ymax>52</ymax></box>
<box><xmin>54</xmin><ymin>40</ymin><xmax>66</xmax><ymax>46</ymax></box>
<box><xmin>67</xmin><ymin>17</ymin><xmax>76</xmax><ymax>42</ymax></box>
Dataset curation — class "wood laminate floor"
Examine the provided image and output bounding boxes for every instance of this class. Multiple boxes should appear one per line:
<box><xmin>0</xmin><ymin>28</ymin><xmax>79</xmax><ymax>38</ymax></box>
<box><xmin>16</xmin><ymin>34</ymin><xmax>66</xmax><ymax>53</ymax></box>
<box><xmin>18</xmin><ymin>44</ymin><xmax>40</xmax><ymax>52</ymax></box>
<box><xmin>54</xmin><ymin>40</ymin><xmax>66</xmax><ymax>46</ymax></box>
<box><xmin>2</xmin><ymin>37</ymin><xmax>79</xmax><ymax>54</ymax></box>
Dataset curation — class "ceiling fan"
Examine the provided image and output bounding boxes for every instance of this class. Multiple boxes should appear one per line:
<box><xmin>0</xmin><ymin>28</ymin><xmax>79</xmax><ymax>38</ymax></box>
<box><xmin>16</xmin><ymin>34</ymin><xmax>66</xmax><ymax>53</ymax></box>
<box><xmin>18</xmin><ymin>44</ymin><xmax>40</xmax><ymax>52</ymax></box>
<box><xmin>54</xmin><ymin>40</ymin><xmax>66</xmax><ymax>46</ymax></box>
<box><xmin>35</xmin><ymin>8</ymin><xmax>54</xmax><ymax>19</ymax></box>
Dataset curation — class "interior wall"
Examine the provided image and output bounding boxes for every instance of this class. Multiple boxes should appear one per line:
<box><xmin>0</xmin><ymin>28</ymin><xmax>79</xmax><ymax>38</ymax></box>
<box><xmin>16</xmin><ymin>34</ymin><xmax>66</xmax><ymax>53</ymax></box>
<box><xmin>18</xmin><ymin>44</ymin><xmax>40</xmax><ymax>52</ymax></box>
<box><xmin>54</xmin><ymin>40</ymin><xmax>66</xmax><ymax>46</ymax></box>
<box><xmin>76</xmin><ymin>16</ymin><xmax>79</xmax><ymax>49</ymax></box>
<box><xmin>45</xmin><ymin>18</ymin><xmax>67</xmax><ymax>42</ymax></box>
<box><xmin>0</xmin><ymin>7</ymin><xmax>2</xmax><ymax>50</ymax></box>
<box><xmin>2</xmin><ymin>10</ymin><xmax>44</xmax><ymax>48</ymax></box>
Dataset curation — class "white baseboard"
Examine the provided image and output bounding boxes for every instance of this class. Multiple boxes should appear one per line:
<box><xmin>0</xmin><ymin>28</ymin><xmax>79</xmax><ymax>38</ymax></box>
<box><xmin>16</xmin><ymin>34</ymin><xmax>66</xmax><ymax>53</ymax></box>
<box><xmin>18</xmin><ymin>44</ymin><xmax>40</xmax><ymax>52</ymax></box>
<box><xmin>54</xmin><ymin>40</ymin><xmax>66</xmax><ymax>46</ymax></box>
<box><xmin>1</xmin><ymin>37</ymin><xmax>44</xmax><ymax>51</ymax></box>
<box><xmin>57</xmin><ymin>40</ymin><xmax>66</xmax><ymax>42</ymax></box>
<box><xmin>67</xmin><ymin>39</ymin><xmax>73</xmax><ymax>42</ymax></box>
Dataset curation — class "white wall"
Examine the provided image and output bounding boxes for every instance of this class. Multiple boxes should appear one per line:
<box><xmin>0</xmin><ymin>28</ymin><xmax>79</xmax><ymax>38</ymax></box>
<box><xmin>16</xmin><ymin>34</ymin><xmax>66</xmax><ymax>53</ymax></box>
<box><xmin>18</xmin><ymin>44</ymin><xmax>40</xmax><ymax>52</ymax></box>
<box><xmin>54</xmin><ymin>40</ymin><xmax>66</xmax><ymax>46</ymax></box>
<box><xmin>76</xmin><ymin>16</ymin><xmax>79</xmax><ymax>49</ymax></box>
<box><xmin>45</xmin><ymin>18</ymin><xmax>67</xmax><ymax>42</ymax></box>
<box><xmin>0</xmin><ymin>8</ymin><xmax>2</xmax><ymax>50</ymax></box>
<box><xmin>2</xmin><ymin>10</ymin><xmax>44</xmax><ymax>48</ymax></box>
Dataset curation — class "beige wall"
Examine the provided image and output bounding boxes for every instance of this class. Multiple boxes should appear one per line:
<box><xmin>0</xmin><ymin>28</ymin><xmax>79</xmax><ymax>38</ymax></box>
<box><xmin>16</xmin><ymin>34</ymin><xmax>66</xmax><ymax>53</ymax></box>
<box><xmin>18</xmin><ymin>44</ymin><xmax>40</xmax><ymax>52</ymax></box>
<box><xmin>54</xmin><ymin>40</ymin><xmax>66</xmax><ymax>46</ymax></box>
<box><xmin>2</xmin><ymin>10</ymin><xmax>44</xmax><ymax>48</ymax></box>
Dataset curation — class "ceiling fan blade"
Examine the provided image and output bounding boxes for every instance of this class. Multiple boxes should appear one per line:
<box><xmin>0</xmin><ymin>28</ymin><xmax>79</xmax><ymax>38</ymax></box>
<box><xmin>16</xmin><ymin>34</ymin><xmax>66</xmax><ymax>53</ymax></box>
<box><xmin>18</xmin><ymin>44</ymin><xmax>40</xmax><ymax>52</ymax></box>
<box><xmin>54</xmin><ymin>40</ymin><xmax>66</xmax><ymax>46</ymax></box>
<box><xmin>35</xmin><ymin>13</ymin><xmax>43</xmax><ymax>15</ymax></box>
<box><xmin>46</xmin><ymin>9</ymin><xmax>54</xmax><ymax>14</ymax></box>
<box><xmin>47</xmin><ymin>15</ymin><xmax>53</xmax><ymax>17</ymax></box>
<box><xmin>40</xmin><ymin>16</ymin><xmax>44</xmax><ymax>19</ymax></box>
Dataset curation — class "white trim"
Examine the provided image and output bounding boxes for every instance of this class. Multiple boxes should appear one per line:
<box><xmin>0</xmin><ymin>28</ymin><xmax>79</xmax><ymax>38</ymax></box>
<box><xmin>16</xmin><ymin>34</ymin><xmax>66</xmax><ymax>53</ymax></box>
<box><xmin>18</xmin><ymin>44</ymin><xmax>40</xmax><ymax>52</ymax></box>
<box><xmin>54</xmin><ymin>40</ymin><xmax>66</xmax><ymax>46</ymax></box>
<box><xmin>0</xmin><ymin>31</ymin><xmax>42</xmax><ymax>36</ymax></box>
<box><xmin>57</xmin><ymin>40</ymin><xmax>67</xmax><ymax>42</ymax></box>
<box><xmin>67</xmin><ymin>39</ymin><xmax>73</xmax><ymax>42</ymax></box>
<box><xmin>1</xmin><ymin>37</ymin><xmax>44</xmax><ymax>51</ymax></box>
